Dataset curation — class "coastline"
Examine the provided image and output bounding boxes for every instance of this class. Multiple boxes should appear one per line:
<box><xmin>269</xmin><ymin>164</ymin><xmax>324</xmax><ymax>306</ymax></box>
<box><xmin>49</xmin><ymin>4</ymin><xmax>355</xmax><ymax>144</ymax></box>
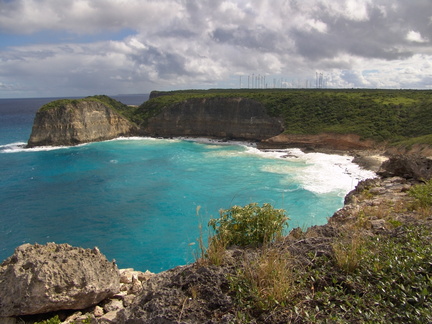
<box><xmin>160</xmin><ymin>135</ymin><xmax>388</xmax><ymax>172</ymax></box>
<box><xmin>3</xmin><ymin>135</ymin><xmax>431</xmax><ymax>323</ymax></box>
<box><xmin>5</xmin><ymin>160</ymin><xmax>430</xmax><ymax>323</ymax></box>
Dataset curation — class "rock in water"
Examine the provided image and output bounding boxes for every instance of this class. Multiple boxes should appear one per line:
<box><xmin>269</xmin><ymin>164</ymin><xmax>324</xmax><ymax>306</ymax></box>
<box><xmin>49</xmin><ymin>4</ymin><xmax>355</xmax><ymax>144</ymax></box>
<box><xmin>0</xmin><ymin>243</ymin><xmax>120</xmax><ymax>317</ymax></box>
<box><xmin>27</xmin><ymin>99</ymin><xmax>137</xmax><ymax>147</ymax></box>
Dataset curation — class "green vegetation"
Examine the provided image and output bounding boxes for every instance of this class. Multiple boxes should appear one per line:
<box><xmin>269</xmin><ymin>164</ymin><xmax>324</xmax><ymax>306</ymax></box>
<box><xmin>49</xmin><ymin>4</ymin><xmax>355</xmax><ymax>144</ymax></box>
<box><xmin>228</xmin><ymin>247</ymin><xmax>293</xmax><ymax>312</ymax></box>
<box><xmin>410</xmin><ymin>179</ymin><xmax>432</xmax><ymax>208</ymax></box>
<box><xmin>208</xmin><ymin>203</ymin><xmax>288</xmax><ymax>247</ymax></box>
<box><xmin>34</xmin><ymin>316</ymin><xmax>61</xmax><ymax>324</ymax></box>
<box><xmin>134</xmin><ymin>88</ymin><xmax>432</xmax><ymax>143</ymax></box>
<box><xmin>205</xmin><ymin>203</ymin><xmax>291</xmax><ymax>313</ymax></box>
<box><xmin>296</xmin><ymin>225</ymin><xmax>432</xmax><ymax>323</ymax></box>
<box><xmin>38</xmin><ymin>89</ymin><xmax>432</xmax><ymax>146</ymax></box>
<box><xmin>392</xmin><ymin>134</ymin><xmax>432</xmax><ymax>149</ymax></box>
<box><xmin>39</xmin><ymin>95</ymin><xmax>137</xmax><ymax>121</ymax></box>
<box><xmin>201</xmin><ymin>179</ymin><xmax>432</xmax><ymax>323</ymax></box>
<box><xmin>33</xmin><ymin>315</ymin><xmax>92</xmax><ymax>324</ymax></box>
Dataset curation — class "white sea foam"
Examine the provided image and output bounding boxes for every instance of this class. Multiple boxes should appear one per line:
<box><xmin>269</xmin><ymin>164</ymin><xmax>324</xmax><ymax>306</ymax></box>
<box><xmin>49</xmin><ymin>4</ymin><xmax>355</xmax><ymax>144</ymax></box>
<box><xmin>0</xmin><ymin>142</ymin><xmax>27</xmax><ymax>153</ymax></box>
<box><xmin>111</xmin><ymin>136</ymin><xmax>177</xmax><ymax>142</ymax></box>
<box><xmin>263</xmin><ymin>149</ymin><xmax>376</xmax><ymax>195</ymax></box>
<box><xmin>200</xmin><ymin>141</ymin><xmax>375</xmax><ymax>195</ymax></box>
<box><xmin>205</xmin><ymin>143</ymin><xmax>375</xmax><ymax>195</ymax></box>
<box><xmin>0</xmin><ymin>141</ymin><xmax>79</xmax><ymax>153</ymax></box>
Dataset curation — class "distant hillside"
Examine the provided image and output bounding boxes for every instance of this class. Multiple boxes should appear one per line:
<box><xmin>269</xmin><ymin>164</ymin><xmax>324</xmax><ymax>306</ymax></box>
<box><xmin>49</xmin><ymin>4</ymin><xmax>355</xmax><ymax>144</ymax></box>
<box><xmin>133</xmin><ymin>89</ymin><xmax>432</xmax><ymax>145</ymax></box>
<box><xmin>28</xmin><ymin>90</ymin><xmax>432</xmax><ymax>152</ymax></box>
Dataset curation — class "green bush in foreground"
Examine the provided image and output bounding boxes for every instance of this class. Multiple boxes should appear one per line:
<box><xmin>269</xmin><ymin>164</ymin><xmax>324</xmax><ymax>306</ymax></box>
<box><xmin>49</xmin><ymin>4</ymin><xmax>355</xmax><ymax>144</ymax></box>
<box><xmin>409</xmin><ymin>179</ymin><xmax>432</xmax><ymax>208</ymax></box>
<box><xmin>34</xmin><ymin>316</ymin><xmax>61</xmax><ymax>324</ymax></box>
<box><xmin>208</xmin><ymin>203</ymin><xmax>288</xmax><ymax>247</ymax></box>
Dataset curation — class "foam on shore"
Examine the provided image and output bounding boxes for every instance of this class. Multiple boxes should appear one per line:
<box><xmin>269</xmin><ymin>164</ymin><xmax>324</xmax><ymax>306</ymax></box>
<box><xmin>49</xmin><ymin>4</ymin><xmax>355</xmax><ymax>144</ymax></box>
<box><xmin>240</xmin><ymin>146</ymin><xmax>376</xmax><ymax>195</ymax></box>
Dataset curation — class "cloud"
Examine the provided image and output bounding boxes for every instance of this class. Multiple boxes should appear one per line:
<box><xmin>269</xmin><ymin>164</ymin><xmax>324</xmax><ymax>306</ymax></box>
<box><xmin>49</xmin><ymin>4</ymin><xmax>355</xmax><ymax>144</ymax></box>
<box><xmin>406</xmin><ymin>31</ymin><xmax>429</xmax><ymax>43</ymax></box>
<box><xmin>0</xmin><ymin>0</ymin><xmax>431</xmax><ymax>97</ymax></box>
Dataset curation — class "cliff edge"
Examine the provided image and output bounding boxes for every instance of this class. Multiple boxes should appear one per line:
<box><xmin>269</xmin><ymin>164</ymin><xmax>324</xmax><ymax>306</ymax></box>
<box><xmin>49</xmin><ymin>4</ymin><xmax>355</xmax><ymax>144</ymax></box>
<box><xmin>142</xmin><ymin>97</ymin><xmax>284</xmax><ymax>140</ymax></box>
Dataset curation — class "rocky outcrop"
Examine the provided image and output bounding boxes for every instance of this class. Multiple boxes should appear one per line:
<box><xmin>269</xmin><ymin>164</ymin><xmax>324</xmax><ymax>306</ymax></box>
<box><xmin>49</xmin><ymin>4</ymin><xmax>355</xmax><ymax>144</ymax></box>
<box><xmin>27</xmin><ymin>100</ymin><xmax>137</xmax><ymax>147</ymax></box>
<box><xmin>258</xmin><ymin>133</ymin><xmax>377</xmax><ymax>151</ymax></box>
<box><xmin>115</xmin><ymin>265</ymin><xmax>233</xmax><ymax>323</ymax></box>
<box><xmin>0</xmin><ymin>243</ymin><xmax>120</xmax><ymax>317</ymax></box>
<box><xmin>378</xmin><ymin>154</ymin><xmax>432</xmax><ymax>181</ymax></box>
<box><xmin>143</xmin><ymin>97</ymin><xmax>284</xmax><ymax>140</ymax></box>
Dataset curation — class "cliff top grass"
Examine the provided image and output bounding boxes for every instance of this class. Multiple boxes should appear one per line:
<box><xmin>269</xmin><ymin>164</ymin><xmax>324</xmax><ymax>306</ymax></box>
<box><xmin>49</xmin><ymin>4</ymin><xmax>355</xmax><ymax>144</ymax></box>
<box><xmin>134</xmin><ymin>88</ymin><xmax>432</xmax><ymax>143</ymax></box>
<box><xmin>39</xmin><ymin>95</ymin><xmax>137</xmax><ymax>120</ymax></box>
<box><xmin>201</xmin><ymin>178</ymin><xmax>432</xmax><ymax>323</ymax></box>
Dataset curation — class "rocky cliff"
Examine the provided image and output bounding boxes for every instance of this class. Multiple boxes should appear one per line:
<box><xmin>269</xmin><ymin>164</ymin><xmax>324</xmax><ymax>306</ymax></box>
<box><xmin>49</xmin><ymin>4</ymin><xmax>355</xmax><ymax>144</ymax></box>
<box><xmin>142</xmin><ymin>97</ymin><xmax>284</xmax><ymax>140</ymax></box>
<box><xmin>0</xmin><ymin>243</ymin><xmax>120</xmax><ymax>317</ymax></box>
<box><xmin>27</xmin><ymin>100</ymin><xmax>137</xmax><ymax>147</ymax></box>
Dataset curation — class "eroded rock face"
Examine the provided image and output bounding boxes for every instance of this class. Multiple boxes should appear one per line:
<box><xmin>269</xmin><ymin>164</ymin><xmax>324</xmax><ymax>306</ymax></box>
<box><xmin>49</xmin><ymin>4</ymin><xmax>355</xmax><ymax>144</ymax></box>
<box><xmin>115</xmin><ymin>265</ymin><xmax>233</xmax><ymax>323</ymax></box>
<box><xmin>378</xmin><ymin>155</ymin><xmax>432</xmax><ymax>181</ymax></box>
<box><xmin>27</xmin><ymin>101</ymin><xmax>137</xmax><ymax>147</ymax></box>
<box><xmin>143</xmin><ymin>97</ymin><xmax>284</xmax><ymax>140</ymax></box>
<box><xmin>0</xmin><ymin>243</ymin><xmax>120</xmax><ymax>317</ymax></box>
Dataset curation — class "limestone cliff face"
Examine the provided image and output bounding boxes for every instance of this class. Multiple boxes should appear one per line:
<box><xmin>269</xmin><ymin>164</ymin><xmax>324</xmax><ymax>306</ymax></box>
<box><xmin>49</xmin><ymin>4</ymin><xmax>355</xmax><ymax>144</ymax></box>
<box><xmin>143</xmin><ymin>97</ymin><xmax>284</xmax><ymax>140</ymax></box>
<box><xmin>27</xmin><ymin>101</ymin><xmax>137</xmax><ymax>147</ymax></box>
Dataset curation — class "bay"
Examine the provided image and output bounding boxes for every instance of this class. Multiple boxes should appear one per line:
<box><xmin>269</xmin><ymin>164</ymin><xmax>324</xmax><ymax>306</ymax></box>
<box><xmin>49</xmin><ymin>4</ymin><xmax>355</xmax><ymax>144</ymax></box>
<box><xmin>0</xmin><ymin>96</ymin><xmax>374</xmax><ymax>272</ymax></box>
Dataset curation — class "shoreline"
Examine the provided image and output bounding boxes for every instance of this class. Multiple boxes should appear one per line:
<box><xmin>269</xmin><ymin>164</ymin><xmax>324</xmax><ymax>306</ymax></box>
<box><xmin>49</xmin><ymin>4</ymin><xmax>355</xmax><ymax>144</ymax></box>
<box><xmin>177</xmin><ymin>136</ymin><xmax>388</xmax><ymax>173</ymax></box>
<box><xmin>7</xmin><ymin>135</ymin><xmax>388</xmax><ymax>173</ymax></box>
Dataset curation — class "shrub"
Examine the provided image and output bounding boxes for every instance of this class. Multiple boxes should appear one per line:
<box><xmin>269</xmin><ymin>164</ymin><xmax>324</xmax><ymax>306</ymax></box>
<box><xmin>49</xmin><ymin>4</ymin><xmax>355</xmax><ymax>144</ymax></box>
<box><xmin>332</xmin><ymin>234</ymin><xmax>365</xmax><ymax>273</ymax></box>
<box><xmin>208</xmin><ymin>203</ymin><xmax>288</xmax><ymax>247</ymax></box>
<box><xmin>34</xmin><ymin>316</ymin><xmax>61</xmax><ymax>324</ymax></box>
<box><xmin>229</xmin><ymin>247</ymin><xmax>293</xmax><ymax>311</ymax></box>
<box><xmin>409</xmin><ymin>179</ymin><xmax>432</xmax><ymax>208</ymax></box>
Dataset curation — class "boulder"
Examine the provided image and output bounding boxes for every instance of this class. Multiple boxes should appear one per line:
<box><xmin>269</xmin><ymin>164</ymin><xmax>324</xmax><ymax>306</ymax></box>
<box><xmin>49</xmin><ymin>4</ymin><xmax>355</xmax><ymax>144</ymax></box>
<box><xmin>115</xmin><ymin>265</ymin><xmax>233</xmax><ymax>323</ymax></box>
<box><xmin>378</xmin><ymin>155</ymin><xmax>432</xmax><ymax>181</ymax></box>
<box><xmin>0</xmin><ymin>243</ymin><xmax>120</xmax><ymax>317</ymax></box>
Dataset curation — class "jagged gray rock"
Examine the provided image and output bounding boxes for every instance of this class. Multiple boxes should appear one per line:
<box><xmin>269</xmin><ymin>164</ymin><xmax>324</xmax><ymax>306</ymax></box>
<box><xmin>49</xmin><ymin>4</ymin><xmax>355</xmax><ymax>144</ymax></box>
<box><xmin>115</xmin><ymin>265</ymin><xmax>234</xmax><ymax>323</ymax></box>
<box><xmin>378</xmin><ymin>154</ymin><xmax>432</xmax><ymax>181</ymax></box>
<box><xmin>0</xmin><ymin>243</ymin><xmax>120</xmax><ymax>317</ymax></box>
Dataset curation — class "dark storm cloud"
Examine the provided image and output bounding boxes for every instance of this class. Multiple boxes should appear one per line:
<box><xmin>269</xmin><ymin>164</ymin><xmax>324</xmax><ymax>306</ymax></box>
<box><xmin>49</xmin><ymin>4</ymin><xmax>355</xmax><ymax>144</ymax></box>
<box><xmin>129</xmin><ymin>46</ymin><xmax>190</xmax><ymax>78</ymax></box>
<box><xmin>211</xmin><ymin>26</ymin><xmax>280</xmax><ymax>52</ymax></box>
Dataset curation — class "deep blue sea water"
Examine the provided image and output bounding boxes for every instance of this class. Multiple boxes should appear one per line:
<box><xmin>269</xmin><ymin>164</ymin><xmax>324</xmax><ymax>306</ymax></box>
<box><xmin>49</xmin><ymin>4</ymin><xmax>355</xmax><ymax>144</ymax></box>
<box><xmin>0</xmin><ymin>95</ymin><xmax>375</xmax><ymax>272</ymax></box>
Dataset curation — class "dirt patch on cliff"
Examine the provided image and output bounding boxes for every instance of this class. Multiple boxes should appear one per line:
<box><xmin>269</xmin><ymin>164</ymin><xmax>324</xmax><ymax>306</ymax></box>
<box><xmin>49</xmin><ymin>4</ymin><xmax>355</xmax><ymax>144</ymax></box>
<box><xmin>259</xmin><ymin>133</ymin><xmax>378</xmax><ymax>151</ymax></box>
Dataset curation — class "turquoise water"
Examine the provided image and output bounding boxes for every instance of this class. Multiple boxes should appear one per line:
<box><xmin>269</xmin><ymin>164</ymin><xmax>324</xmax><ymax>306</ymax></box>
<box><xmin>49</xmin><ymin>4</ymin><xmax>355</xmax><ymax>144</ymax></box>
<box><xmin>0</xmin><ymin>98</ymin><xmax>375</xmax><ymax>272</ymax></box>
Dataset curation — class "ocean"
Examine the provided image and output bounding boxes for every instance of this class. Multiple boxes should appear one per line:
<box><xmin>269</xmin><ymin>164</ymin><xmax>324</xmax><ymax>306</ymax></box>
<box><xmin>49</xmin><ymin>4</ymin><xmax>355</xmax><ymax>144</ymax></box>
<box><xmin>0</xmin><ymin>95</ymin><xmax>375</xmax><ymax>272</ymax></box>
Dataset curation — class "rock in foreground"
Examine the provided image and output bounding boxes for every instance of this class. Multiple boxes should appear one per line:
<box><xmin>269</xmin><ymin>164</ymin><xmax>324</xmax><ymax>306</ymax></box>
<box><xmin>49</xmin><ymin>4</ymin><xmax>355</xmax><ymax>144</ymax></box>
<box><xmin>0</xmin><ymin>243</ymin><xmax>120</xmax><ymax>317</ymax></box>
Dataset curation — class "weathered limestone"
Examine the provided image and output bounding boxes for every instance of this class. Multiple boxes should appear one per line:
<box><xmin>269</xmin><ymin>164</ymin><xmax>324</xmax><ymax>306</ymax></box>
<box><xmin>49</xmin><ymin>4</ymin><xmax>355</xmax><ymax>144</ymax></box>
<box><xmin>0</xmin><ymin>243</ymin><xmax>120</xmax><ymax>317</ymax></box>
<box><xmin>27</xmin><ymin>100</ymin><xmax>137</xmax><ymax>147</ymax></box>
<box><xmin>143</xmin><ymin>97</ymin><xmax>284</xmax><ymax>140</ymax></box>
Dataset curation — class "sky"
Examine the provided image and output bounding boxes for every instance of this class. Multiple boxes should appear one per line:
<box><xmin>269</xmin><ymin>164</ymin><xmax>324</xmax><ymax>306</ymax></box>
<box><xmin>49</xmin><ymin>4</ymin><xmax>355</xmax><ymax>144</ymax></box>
<box><xmin>0</xmin><ymin>0</ymin><xmax>432</xmax><ymax>98</ymax></box>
